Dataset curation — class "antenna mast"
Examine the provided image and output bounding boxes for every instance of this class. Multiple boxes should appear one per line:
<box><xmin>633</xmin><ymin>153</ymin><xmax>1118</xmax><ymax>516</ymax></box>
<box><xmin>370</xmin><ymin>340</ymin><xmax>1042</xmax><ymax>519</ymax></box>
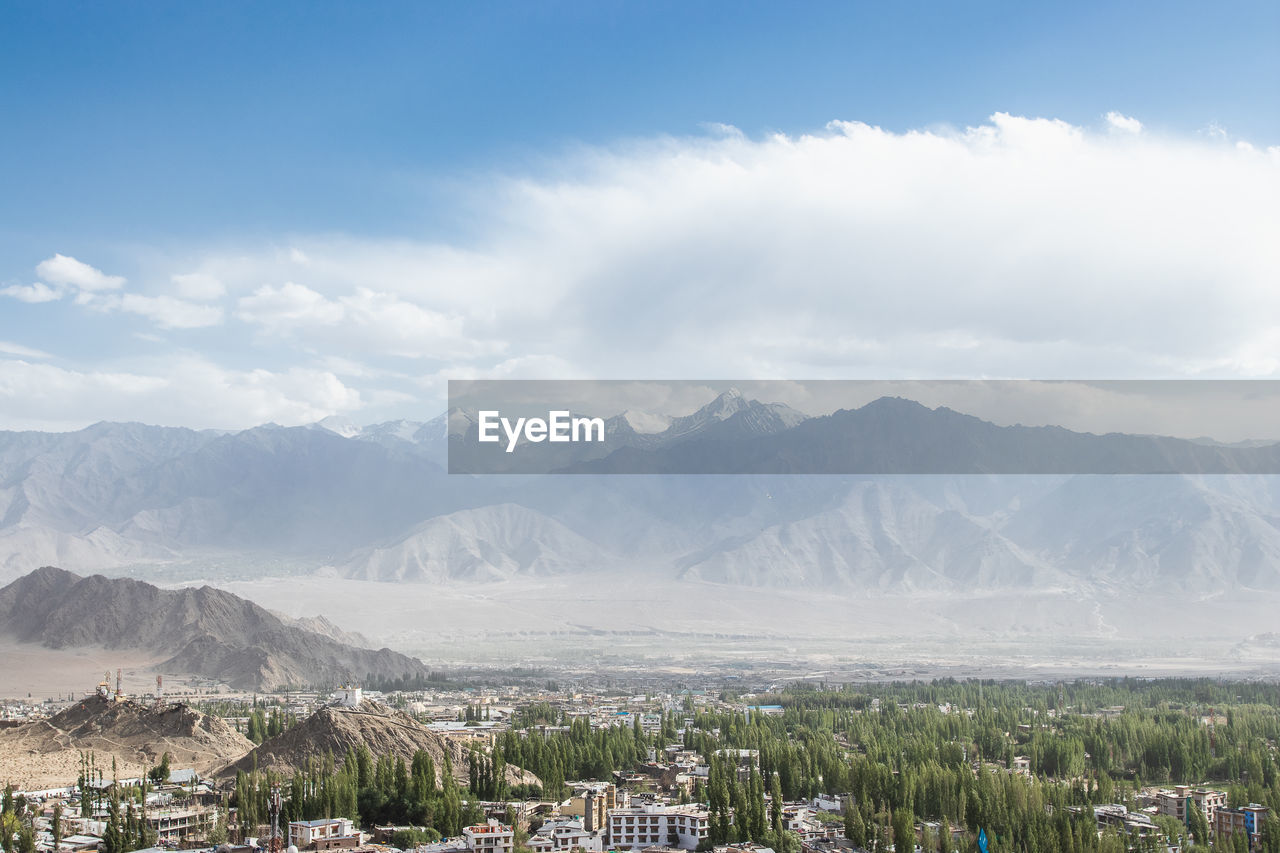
<box><xmin>269</xmin><ymin>783</ymin><xmax>284</xmax><ymax>853</ymax></box>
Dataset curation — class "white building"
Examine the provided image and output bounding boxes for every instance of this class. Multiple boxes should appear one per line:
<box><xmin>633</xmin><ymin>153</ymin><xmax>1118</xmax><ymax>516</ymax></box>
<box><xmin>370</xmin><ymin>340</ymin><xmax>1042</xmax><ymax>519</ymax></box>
<box><xmin>463</xmin><ymin>820</ymin><xmax>514</xmax><ymax>853</ymax></box>
<box><xmin>527</xmin><ymin>819</ymin><xmax>604</xmax><ymax>853</ymax></box>
<box><xmin>289</xmin><ymin>818</ymin><xmax>359</xmax><ymax>850</ymax></box>
<box><xmin>607</xmin><ymin>804</ymin><xmax>709</xmax><ymax>851</ymax></box>
<box><xmin>334</xmin><ymin>685</ymin><xmax>363</xmax><ymax>707</ymax></box>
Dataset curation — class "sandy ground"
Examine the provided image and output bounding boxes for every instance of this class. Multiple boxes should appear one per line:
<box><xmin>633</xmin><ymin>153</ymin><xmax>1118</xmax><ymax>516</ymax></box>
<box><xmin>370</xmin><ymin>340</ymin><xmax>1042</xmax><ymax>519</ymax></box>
<box><xmin>0</xmin><ymin>742</ymin><xmax>152</xmax><ymax>790</ymax></box>
<box><xmin>195</xmin><ymin>576</ymin><xmax>1280</xmax><ymax>676</ymax></box>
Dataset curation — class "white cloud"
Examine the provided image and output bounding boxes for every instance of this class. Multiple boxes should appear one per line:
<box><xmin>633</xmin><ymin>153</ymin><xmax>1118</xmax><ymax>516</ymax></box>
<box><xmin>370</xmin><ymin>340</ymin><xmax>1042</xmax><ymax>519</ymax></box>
<box><xmin>1105</xmin><ymin>111</ymin><xmax>1143</xmax><ymax>134</ymax></box>
<box><xmin>12</xmin><ymin>256</ymin><xmax>223</xmax><ymax>330</ymax></box>
<box><xmin>237</xmin><ymin>282</ymin><xmax>498</xmax><ymax>359</ymax></box>
<box><xmin>0</xmin><ymin>341</ymin><xmax>51</xmax><ymax>359</ymax></box>
<box><xmin>237</xmin><ymin>281</ymin><xmax>344</xmax><ymax>329</ymax></box>
<box><xmin>171</xmin><ymin>272</ymin><xmax>226</xmax><ymax>301</ymax></box>
<box><xmin>1</xmin><ymin>282</ymin><xmax>62</xmax><ymax>303</ymax></box>
<box><xmin>117</xmin><ymin>294</ymin><xmax>224</xmax><ymax>329</ymax></box>
<box><xmin>35</xmin><ymin>254</ymin><xmax>125</xmax><ymax>291</ymax></box>
<box><xmin>7</xmin><ymin>112</ymin><xmax>1279</xmax><ymax>429</ymax></box>
<box><xmin>185</xmin><ymin>112</ymin><xmax>1279</xmax><ymax>384</ymax></box>
<box><xmin>0</xmin><ymin>357</ymin><xmax>360</xmax><ymax>431</ymax></box>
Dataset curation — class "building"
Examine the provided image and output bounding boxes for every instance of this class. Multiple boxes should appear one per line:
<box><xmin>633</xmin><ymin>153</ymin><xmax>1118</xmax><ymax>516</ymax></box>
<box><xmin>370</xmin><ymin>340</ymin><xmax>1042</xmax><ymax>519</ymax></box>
<box><xmin>1091</xmin><ymin>805</ymin><xmax>1157</xmax><ymax>839</ymax></box>
<box><xmin>418</xmin><ymin>840</ymin><xmax>469</xmax><ymax>853</ymax></box>
<box><xmin>144</xmin><ymin>806</ymin><xmax>215</xmax><ymax>842</ymax></box>
<box><xmin>289</xmin><ymin>818</ymin><xmax>360</xmax><ymax>850</ymax></box>
<box><xmin>463</xmin><ymin>820</ymin><xmax>514</xmax><ymax>853</ymax></box>
<box><xmin>526</xmin><ymin>818</ymin><xmax>604</xmax><ymax>853</ymax></box>
<box><xmin>561</xmin><ymin>783</ymin><xmax>617</xmax><ymax>833</ymax></box>
<box><xmin>334</xmin><ymin>685</ymin><xmax>363</xmax><ymax>708</ymax></box>
<box><xmin>1214</xmin><ymin>805</ymin><xmax>1269</xmax><ymax>849</ymax></box>
<box><xmin>60</xmin><ymin>834</ymin><xmax>107</xmax><ymax>852</ymax></box>
<box><xmin>808</xmin><ymin>796</ymin><xmax>845</xmax><ymax>814</ymax></box>
<box><xmin>607</xmin><ymin>804</ymin><xmax>709</xmax><ymax>851</ymax></box>
<box><xmin>166</xmin><ymin>768</ymin><xmax>199</xmax><ymax>786</ymax></box>
<box><xmin>1156</xmin><ymin>786</ymin><xmax>1227</xmax><ymax>825</ymax></box>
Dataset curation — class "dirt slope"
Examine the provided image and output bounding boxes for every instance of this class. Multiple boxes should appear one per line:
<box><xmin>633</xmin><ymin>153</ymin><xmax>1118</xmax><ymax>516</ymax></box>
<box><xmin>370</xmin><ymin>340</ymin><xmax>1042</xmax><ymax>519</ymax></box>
<box><xmin>0</xmin><ymin>694</ymin><xmax>253</xmax><ymax>788</ymax></box>
<box><xmin>222</xmin><ymin>700</ymin><xmax>539</xmax><ymax>788</ymax></box>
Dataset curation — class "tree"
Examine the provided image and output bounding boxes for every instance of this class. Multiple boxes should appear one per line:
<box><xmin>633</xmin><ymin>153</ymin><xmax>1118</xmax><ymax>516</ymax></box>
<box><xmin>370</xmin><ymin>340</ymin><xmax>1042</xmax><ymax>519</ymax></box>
<box><xmin>892</xmin><ymin>808</ymin><xmax>914</xmax><ymax>853</ymax></box>
<box><xmin>13</xmin><ymin>825</ymin><xmax>33</xmax><ymax>853</ymax></box>
<box><xmin>845</xmin><ymin>798</ymin><xmax>867</xmax><ymax>848</ymax></box>
<box><xmin>393</xmin><ymin>829</ymin><xmax>440</xmax><ymax>848</ymax></box>
<box><xmin>51</xmin><ymin>804</ymin><xmax>63</xmax><ymax>853</ymax></box>
<box><xmin>1259</xmin><ymin>813</ymin><xmax>1280</xmax><ymax>853</ymax></box>
<box><xmin>0</xmin><ymin>813</ymin><xmax>17</xmax><ymax>853</ymax></box>
<box><xmin>1187</xmin><ymin>803</ymin><xmax>1210</xmax><ymax>848</ymax></box>
<box><xmin>207</xmin><ymin>806</ymin><xmax>228</xmax><ymax>846</ymax></box>
<box><xmin>148</xmin><ymin>751</ymin><xmax>172</xmax><ymax>787</ymax></box>
<box><xmin>100</xmin><ymin>789</ymin><xmax>125</xmax><ymax>853</ymax></box>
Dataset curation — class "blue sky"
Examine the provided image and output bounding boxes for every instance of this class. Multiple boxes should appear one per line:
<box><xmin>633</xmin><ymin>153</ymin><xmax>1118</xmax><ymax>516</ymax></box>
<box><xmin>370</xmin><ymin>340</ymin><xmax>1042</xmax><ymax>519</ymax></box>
<box><xmin>1</xmin><ymin>2</ymin><xmax>1278</xmax><ymax>430</ymax></box>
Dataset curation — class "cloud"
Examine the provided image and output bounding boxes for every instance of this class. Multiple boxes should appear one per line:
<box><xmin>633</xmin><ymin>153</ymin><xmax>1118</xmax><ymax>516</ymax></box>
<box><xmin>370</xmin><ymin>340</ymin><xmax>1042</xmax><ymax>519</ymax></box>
<box><xmin>171</xmin><ymin>272</ymin><xmax>226</xmax><ymax>301</ymax></box>
<box><xmin>237</xmin><ymin>281</ymin><xmax>345</xmax><ymax>329</ymax></box>
<box><xmin>1105</xmin><ymin>111</ymin><xmax>1143</xmax><ymax>134</ymax></box>
<box><xmin>14</xmin><ymin>257</ymin><xmax>224</xmax><ymax>328</ymax></box>
<box><xmin>0</xmin><ymin>341</ymin><xmax>51</xmax><ymax>359</ymax></box>
<box><xmin>116</xmin><ymin>293</ymin><xmax>224</xmax><ymax>329</ymax></box>
<box><xmin>237</xmin><ymin>282</ymin><xmax>498</xmax><ymax>359</ymax></box>
<box><xmin>0</xmin><ymin>357</ymin><xmax>360</xmax><ymax>431</ymax></box>
<box><xmin>183</xmin><ymin>112</ymin><xmax>1278</xmax><ymax>384</ymax></box>
<box><xmin>6</xmin><ymin>112</ymin><xmax>1279</xmax><ymax>429</ymax></box>
<box><xmin>35</xmin><ymin>254</ymin><xmax>125</xmax><ymax>291</ymax></box>
<box><xmin>1</xmin><ymin>282</ymin><xmax>62</xmax><ymax>303</ymax></box>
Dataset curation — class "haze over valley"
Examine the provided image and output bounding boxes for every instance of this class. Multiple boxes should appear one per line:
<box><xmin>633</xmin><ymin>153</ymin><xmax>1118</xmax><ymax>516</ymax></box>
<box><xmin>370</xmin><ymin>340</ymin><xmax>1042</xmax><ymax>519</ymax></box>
<box><xmin>2</xmin><ymin>391</ymin><xmax>1279</xmax><ymax>678</ymax></box>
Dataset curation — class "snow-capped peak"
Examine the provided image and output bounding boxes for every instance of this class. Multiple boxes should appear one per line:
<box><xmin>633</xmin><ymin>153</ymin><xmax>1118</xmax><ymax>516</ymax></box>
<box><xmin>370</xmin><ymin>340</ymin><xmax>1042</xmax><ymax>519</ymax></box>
<box><xmin>312</xmin><ymin>415</ymin><xmax>363</xmax><ymax>438</ymax></box>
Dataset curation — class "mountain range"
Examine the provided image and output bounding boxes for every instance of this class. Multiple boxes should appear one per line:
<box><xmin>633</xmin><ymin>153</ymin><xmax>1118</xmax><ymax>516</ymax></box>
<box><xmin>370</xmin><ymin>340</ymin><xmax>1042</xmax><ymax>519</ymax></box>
<box><xmin>2</xmin><ymin>391</ymin><xmax>1280</xmax><ymax>605</ymax></box>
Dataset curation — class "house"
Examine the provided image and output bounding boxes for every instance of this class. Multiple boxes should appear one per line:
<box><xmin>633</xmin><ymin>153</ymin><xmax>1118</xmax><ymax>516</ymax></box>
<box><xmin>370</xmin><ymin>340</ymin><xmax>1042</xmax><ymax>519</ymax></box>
<box><xmin>809</xmin><ymin>796</ymin><xmax>846</xmax><ymax>814</ymax></box>
<box><xmin>289</xmin><ymin>818</ymin><xmax>360</xmax><ymax>850</ymax></box>
<box><xmin>526</xmin><ymin>818</ymin><xmax>604</xmax><ymax>853</ymax></box>
<box><xmin>463</xmin><ymin>819</ymin><xmax>514</xmax><ymax>853</ymax></box>
<box><xmin>166</xmin><ymin>769</ymin><xmax>199</xmax><ymax>786</ymax></box>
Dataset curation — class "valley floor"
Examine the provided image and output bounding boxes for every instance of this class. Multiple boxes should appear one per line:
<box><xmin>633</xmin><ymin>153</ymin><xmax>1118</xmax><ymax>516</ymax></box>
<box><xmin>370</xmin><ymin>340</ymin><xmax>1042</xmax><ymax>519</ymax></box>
<box><xmin>0</xmin><ymin>639</ymin><xmax>165</xmax><ymax>700</ymax></box>
<box><xmin>188</xmin><ymin>575</ymin><xmax>1280</xmax><ymax>679</ymax></box>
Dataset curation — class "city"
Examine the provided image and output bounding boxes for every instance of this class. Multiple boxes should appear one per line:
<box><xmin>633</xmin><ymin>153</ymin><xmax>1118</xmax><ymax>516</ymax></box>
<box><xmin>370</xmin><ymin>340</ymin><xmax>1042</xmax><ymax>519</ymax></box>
<box><xmin>3</xmin><ymin>675</ymin><xmax>1279</xmax><ymax>853</ymax></box>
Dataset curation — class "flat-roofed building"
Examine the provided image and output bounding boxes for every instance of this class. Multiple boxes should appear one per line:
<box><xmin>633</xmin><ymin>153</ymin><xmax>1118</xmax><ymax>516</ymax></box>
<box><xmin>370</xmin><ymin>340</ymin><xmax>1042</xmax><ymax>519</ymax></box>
<box><xmin>288</xmin><ymin>817</ymin><xmax>359</xmax><ymax>850</ymax></box>
<box><xmin>1214</xmin><ymin>805</ymin><xmax>1269</xmax><ymax>849</ymax></box>
<box><xmin>607</xmin><ymin>804</ymin><xmax>709</xmax><ymax>851</ymax></box>
<box><xmin>464</xmin><ymin>819</ymin><xmax>514</xmax><ymax>853</ymax></box>
<box><xmin>1156</xmin><ymin>785</ymin><xmax>1227</xmax><ymax>825</ymax></box>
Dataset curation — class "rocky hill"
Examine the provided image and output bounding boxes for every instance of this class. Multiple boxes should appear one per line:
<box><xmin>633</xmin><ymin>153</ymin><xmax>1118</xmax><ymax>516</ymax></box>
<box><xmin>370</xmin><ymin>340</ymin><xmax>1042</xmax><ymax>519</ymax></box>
<box><xmin>0</xmin><ymin>693</ymin><xmax>252</xmax><ymax>788</ymax></box>
<box><xmin>222</xmin><ymin>700</ymin><xmax>539</xmax><ymax>787</ymax></box>
<box><xmin>0</xmin><ymin>567</ymin><xmax>433</xmax><ymax>690</ymax></box>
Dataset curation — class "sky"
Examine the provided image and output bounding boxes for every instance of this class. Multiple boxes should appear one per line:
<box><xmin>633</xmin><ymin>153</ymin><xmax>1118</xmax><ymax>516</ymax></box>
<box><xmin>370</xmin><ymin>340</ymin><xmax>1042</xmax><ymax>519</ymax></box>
<box><xmin>1</xmin><ymin>1</ymin><xmax>1278</xmax><ymax>432</ymax></box>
